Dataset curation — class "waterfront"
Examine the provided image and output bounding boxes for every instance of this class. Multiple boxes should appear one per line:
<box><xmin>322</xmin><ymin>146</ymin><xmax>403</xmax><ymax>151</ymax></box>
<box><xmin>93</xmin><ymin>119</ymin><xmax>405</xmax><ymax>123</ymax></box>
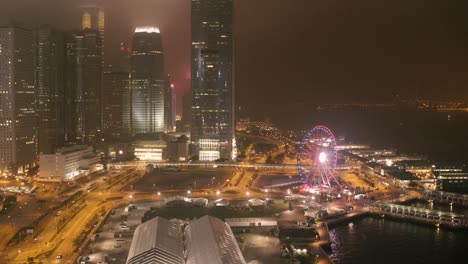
<box><xmin>286</xmin><ymin>110</ymin><xmax>468</xmax><ymax>161</ymax></box>
<box><xmin>328</xmin><ymin>202</ymin><xmax>468</xmax><ymax>264</ymax></box>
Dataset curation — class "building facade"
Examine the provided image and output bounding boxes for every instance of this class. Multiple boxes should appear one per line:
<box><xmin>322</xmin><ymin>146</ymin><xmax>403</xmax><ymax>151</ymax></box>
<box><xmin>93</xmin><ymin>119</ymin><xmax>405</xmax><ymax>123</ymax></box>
<box><xmin>81</xmin><ymin>0</ymin><xmax>104</xmax><ymax>53</ymax></box>
<box><xmin>39</xmin><ymin>145</ymin><xmax>101</xmax><ymax>180</ymax></box>
<box><xmin>167</xmin><ymin>135</ymin><xmax>189</xmax><ymax>161</ymax></box>
<box><xmin>0</xmin><ymin>27</ymin><xmax>36</xmax><ymax>173</ymax></box>
<box><xmin>75</xmin><ymin>28</ymin><xmax>103</xmax><ymax>143</ymax></box>
<box><xmin>103</xmin><ymin>70</ymin><xmax>129</xmax><ymax>140</ymax></box>
<box><xmin>191</xmin><ymin>0</ymin><xmax>235</xmax><ymax>161</ymax></box>
<box><xmin>63</xmin><ymin>31</ymin><xmax>79</xmax><ymax>143</ymax></box>
<box><xmin>33</xmin><ymin>25</ymin><xmax>65</xmax><ymax>154</ymax></box>
<box><xmin>164</xmin><ymin>75</ymin><xmax>175</xmax><ymax>132</ymax></box>
<box><xmin>129</xmin><ymin>27</ymin><xmax>165</xmax><ymax>136</ymax></box>
<box><xmin>436</xmin><ymin>172</ymin><xmax>468</xmax><ymax>194</ymax></box>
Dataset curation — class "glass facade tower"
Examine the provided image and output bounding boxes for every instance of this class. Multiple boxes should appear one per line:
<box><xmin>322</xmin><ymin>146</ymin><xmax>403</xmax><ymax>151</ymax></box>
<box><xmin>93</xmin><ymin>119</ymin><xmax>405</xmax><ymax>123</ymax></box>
<box><xmin>0</xmin><ymin>27</ymin><xmax>36</xmax><ymax>173</ymax></box>
<box><xmin>191</xmin><ymin>0</ymin><xmax>235</xmax><ymax>161</ymax></box>
<box><xmin>129</xmin><ymin>27</ymin><xmax>165</xmax><ymax>136</ymax></box>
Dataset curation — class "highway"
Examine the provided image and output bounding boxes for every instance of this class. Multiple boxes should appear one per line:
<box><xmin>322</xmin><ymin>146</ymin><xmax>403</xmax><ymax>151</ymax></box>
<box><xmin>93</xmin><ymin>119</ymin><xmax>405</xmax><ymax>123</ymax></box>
<box><xmin>3</xmin><ymin>168</ymin><xmax>143</xmax><ymax>263</ymax></box>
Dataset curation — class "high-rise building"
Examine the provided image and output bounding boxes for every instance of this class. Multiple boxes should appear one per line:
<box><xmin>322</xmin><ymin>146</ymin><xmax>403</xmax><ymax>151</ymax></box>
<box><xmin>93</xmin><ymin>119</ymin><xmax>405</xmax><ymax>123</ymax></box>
<box><xmin>179</xmin><ymin>92</ymin><xmax>191</xmax><ymax>133</ymax></box>
<box><xmin>164</xmin><ymin>75</ymin><xmax>175</xmax><ymax>132</ymax></box>
<box><xmin>33</xmin><ymin>25</ymin><xmax>65</xmax><ymax>154</ymax></box>
<box><xmin>191</xmin><ymin>0</ymin><xmax>235</xmax><ymax>161</ymax></box>
<box><xmin>75</xmin><ymin>28</ymin><xmax>103</xmax><ymax>143</ymax></box>
<box><xmin>0</xmin><ymin>27</ymin><xmax>36</xmax><ymax>173</ymax></box>
<box><xmin>103</xmin><ymin>70</ymin><xmax>129</xmax><ymax>140</ymax></box>
<box><xmin>129</xmin><ymin>27</ymin><xmax>165</xmax><ymax>136</ymax></box>
<box><xmin>63</xmin><ymin>31</ymin><xmax>79</xmax><ymax>143</ymax></box>
<box><xmin>81</xmin><ymin>0</ymin><xmax>104</xmax><ymax>51</ymax></box>
<box><xmin>116</xmin><ymin>42</ymin><xmax>131</xmax><ymax>72</ymax></box>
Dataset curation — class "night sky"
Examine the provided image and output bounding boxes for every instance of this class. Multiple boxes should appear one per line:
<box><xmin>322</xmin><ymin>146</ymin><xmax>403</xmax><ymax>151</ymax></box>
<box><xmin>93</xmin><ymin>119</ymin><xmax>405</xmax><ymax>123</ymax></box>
<box><xmin>1</xmin><ymin>0</ymin><xmax>468</xmax><ymax>128</ymax></box>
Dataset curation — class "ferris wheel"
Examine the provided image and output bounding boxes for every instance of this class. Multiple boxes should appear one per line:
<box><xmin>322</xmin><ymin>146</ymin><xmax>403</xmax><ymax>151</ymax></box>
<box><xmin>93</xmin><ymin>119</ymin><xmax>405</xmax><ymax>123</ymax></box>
<box><xmin>297</xmin><ymin>125</ymin><xmax>340</xmax><ymax>191</ymax></box>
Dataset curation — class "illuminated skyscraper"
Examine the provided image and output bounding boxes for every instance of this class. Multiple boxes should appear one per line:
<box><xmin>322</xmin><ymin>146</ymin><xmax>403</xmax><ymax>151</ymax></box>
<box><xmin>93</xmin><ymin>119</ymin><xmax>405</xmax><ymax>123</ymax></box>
<box><xmin>129</xmin><ymin>27</ymin><xmax>165</xmax><ymax>135</ymax></box>
<box><xmin>0</xmin><ymin>27</ymin><xmax>36</xmax><ymax>173</ymax></box>
<box><xmin>191</xmin><ymin>0</ymin><xmax>235</xmax><ymax>161</ymax></box>
<box><xmin>81</xmin><ymin>0</ymin><xmax>104</xmax><ymax>51</ymax></box>
<box><xmin>33</xmin><ymin>25</ymin><xmax>65</xmax><ymax>154</ymax></box>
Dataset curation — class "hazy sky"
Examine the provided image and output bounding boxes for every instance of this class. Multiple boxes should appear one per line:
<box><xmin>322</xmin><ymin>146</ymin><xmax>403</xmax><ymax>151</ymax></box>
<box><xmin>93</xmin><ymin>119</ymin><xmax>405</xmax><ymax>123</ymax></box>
<box><xmin>1</xmin><ymin>0</ymin><xmax>468</xmax><ymax>128</ymax></box>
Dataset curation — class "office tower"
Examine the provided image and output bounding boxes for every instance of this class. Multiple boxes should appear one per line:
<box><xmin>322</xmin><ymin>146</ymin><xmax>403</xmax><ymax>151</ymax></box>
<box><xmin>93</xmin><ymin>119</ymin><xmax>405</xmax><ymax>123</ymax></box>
<box><xmin>164</xmin><ymin>75</ymin><xmax>175</xmax><ymax>132</ymax></box>
<box><xmin>179</xmin><ymin>92</ymin><xmax>191</xmax><ymax>133</ymax></box>
<box><xmin>75</xmin><ymin>28</ymin><xmax>103</xmax><ymax>143</ymax></box>
<box><xmin>63</xmin><ymin>31</ymin><xmax>79</xmax><ymax>143</ymax></box>
<box><xmin>81</xmin><ymin>0</ymin><xmax>104</xmax><ymax>51</ymax></box>
<box><xmin>0</xmin><ymin>27</ymin><xmax>36</xmax><ymax>173</ymax></box>
<box><xmin>33</xmin><ymin>25</ymin><xmax>65</xmax><ymax>154</ymax></box>
<box><xmin>191</xmin><ymin>0</ymin><xmax>235</xmax><ymax>161</ymax></box>
<box><xmin>116</xmin><ymin>42</ymin><xmax>131</xmax><ymax>72</ymax></box>
<box><xmin>129</xmin><ymin>27</ymin><xmax>165</xmax><ymax>136</ymax></box>
<box><xmin>103</xmin><ymin>70</ymin><xmax>129</xmax><ymax>140</ymax></box>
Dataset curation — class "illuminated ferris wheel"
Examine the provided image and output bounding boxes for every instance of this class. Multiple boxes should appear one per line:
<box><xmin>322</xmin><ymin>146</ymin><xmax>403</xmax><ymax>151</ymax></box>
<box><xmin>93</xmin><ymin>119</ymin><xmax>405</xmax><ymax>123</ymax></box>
<box><xmin>297</xmin><ymin>125</ymin><xmax>340</xmax><ymax>190</ymax></box>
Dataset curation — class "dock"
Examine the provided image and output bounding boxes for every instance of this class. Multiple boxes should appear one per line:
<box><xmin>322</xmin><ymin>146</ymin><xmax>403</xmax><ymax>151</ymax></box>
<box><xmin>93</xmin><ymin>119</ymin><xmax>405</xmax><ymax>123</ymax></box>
<box><xmin>422</xmin><ymin>190</ymin><xmax>468</xmax><ymax>207</ymax></box>
<box><xmin>369</xmin><ymin>202</ymin><xmax>467</xmax><ymax>229</ymax></box>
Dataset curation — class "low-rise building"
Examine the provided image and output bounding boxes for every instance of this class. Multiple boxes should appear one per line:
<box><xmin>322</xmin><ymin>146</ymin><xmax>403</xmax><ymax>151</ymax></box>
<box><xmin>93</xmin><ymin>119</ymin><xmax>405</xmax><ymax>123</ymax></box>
<box><xmin>436</xmin><ymin>172</ymin><xmax>468</xmax><ymax>194</ymax></box>
<box><xmin>167</xmin><ymin>135</ymin><xmax>189</xmax><ymax>161</ymax></box>
<box><xmin>127</xmin><ymin>216</ymin><xmax>246</xmax><ymax>264</ymax></box>
<box><xmin>39</xmin><ymin>145</ymin><xmax>101</xmax><ymax>181</ymax></box>
<box><xmin>133</xmin><ymin>139</ymin><xmax>167</xmax><ymax>161</ymax></box>
<box><xmin>225</xmin><ymin>217</ymin><xmax>278</xmax><ymax>227</ymax></box>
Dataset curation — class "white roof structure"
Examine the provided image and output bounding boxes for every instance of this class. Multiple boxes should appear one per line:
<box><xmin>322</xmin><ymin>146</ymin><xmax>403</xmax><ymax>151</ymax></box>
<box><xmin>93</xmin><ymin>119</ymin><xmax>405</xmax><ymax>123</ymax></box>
<box><xmin>225</xmin><ymin>217</ymin><xmax>278</xmax><ymax>227</ymax></box>
<box><xmin>184</xmin><ymin>216</ymin><xmax>246</xmax><ymax>264</ymax></box>
<box><xmin>127</xmin><ymin>216</ymin><xmax>246</xmax><ymax>264</ymax></box>
<box><xmin>127</xmin><ymin>217</ymin><xmax>184</xmax><ymax>264</ymax></box>
<box><xmin>248</xmin><ymin>198</ymin><xmax>266</xmax><ymax>207</ymax></box>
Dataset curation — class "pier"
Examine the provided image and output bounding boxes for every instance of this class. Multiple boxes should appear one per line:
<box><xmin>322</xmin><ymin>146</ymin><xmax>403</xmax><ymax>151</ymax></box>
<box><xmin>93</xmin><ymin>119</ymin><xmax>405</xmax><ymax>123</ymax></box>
<box><xmin>369</xmin><ymin>202</ymin><xmax>467</xmax><ymax>229</ymax></box>
<box><xmin>422</xmin><ymin>190</ymin><xmax>468</xmax><ymax>207</ymax></box>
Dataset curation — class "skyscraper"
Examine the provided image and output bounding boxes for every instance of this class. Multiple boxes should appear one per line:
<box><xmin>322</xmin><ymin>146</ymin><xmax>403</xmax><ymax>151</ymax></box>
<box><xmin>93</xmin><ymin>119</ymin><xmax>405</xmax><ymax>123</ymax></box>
<box><xmin>81</xmin><ymin>0</ymin><xmax>104</xmax><ymax>51</ymax></box>
<box><xmin>191</xmin><ymin>0</ymin><xmax>235</xmax><ymax>161</ymax></box>
<box><xmin>103</xmin><ymin>70</ymin><xmax>129</xmax><ymax>140</ymax></box>
<box><xmin>0</xmin><ymin>27</ymin><xmax>36</xmax><ymax>173</ymax></box>
<box><xmin>75</xmin><ymin>28</ymin><xmax>103</xmax><ymax>143</ymax></box>
<box><xmin>164</xmin><ymin>75</ymin><xmax>175</xmax><ymax>132</ymax></box>
<box><xmin>63</xmin><ymin>31</ymin><xmax>79</xmax><ymax>143</ymax></box>
<box><xmin>33</xmin><ymin>25</ymin><xmax>65</xmax><ymax>154</ymax></box>
<box><xmin>129</xmin><ymin>27</ymin><xmax>165</xmax><ymax>136</ymax></box>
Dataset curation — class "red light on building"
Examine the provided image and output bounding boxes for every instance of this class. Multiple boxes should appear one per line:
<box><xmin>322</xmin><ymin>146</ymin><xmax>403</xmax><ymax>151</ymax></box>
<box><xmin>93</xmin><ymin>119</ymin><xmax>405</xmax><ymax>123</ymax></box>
<box><xmin>120</xmin><ymin>46</ymin><xmax>125</xmax><ymax>51</ymax></box>
<box><xmin>170</xmin><ymin>83</ymin><xmax>175</xmax><ymax>88</ymax></box>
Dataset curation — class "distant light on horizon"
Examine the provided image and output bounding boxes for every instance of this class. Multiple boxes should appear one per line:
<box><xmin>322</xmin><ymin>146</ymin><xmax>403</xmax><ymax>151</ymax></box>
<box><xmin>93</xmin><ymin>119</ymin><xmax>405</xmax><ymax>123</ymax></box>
<box><xmin>135</xmin><ymin>26</ymin><xmax>160</xmax><ymax>33</ymax></box>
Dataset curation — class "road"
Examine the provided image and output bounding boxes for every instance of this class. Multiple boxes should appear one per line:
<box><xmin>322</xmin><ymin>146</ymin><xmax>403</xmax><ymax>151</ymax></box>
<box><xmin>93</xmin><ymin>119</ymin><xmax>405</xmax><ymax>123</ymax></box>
<box><xmin>3</xmin><ymin>167</ymin><xmax>142</xmax><ymax>264</ymax></box>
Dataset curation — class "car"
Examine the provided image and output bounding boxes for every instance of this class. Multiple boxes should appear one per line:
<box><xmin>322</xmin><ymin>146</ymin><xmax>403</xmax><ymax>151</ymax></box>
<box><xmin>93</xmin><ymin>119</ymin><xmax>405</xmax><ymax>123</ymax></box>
<box><xmin>56</xmin><ymin>255</ymin><xmax>62</xmax><ymax>259</ymax></box>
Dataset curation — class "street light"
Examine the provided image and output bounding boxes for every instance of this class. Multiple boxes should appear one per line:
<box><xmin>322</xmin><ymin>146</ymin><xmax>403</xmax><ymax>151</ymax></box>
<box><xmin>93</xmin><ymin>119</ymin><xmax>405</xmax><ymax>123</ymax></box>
<box><xmin>187</xmin><ymin>190</ymin><xmax>191</xmax><ymax>195</ymax></box>
<box><xmin>216</xmin><ymin>190</ymin><xmax>220</xmax><ymax>196</ymax></box>
<box><xmin>246</xmin><ymin>191</ymin><xmax>250</xmax><ymax>197</ymax></box>
<box><xmin>157</xmin><ymin>192</ymin><xmax>161</xmax><ymax>196</ymax></box>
